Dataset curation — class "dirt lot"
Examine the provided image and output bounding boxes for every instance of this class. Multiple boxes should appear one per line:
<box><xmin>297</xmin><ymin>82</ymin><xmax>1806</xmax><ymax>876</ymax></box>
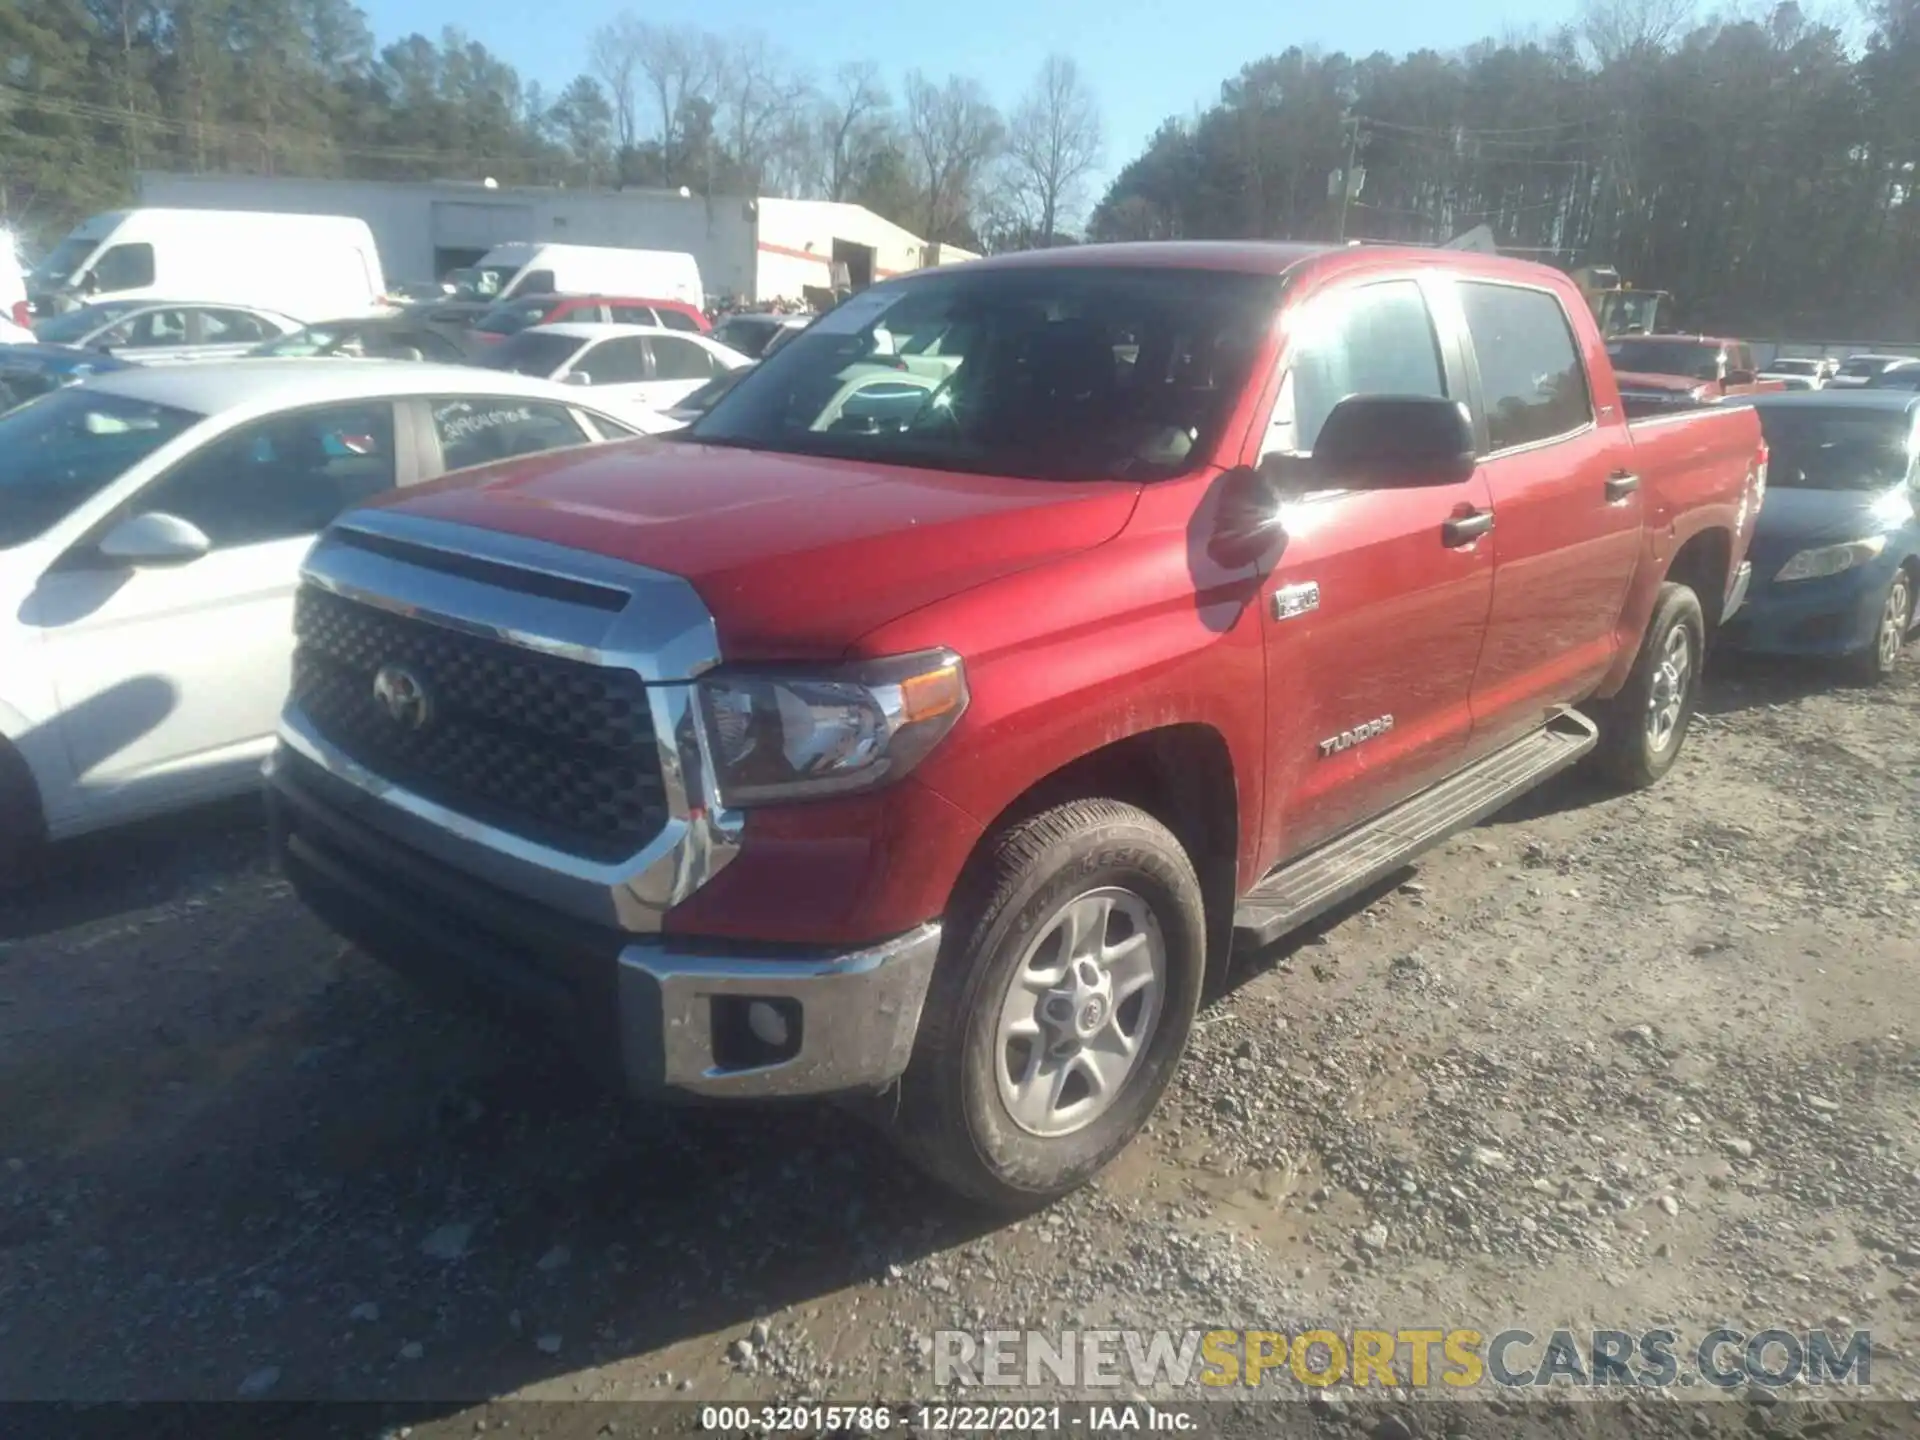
<box><xmin>2</xmin><ymin>653</ymin><xmax>1917</xmax><ymax>1435</ymax></box>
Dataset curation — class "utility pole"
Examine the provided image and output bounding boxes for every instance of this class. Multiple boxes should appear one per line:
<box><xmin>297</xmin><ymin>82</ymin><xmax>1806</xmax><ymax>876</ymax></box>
<box><xmin>1336</xmin><ymin>118</ymin><xmax>1361</xmax><ymax>243</ymax></box>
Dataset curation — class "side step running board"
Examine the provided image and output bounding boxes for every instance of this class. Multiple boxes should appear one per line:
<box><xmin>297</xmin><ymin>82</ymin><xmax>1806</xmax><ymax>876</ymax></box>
<box><xmin>1232</xmin><ymin>710</ymin><xmax>1599</xmax><ymax>949</ymax></box>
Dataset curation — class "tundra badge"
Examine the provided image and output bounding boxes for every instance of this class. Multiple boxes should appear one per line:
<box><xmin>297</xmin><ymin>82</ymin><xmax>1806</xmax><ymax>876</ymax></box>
<box><xmin>1318</xmin><ymin>715</ymin><xmax>1394</xmax><ymax>757</ymax></box>
<box><xmin>1273</xmin><ymin>582</ymin><xmax>1321</xmax><ymax>621</ymax></box>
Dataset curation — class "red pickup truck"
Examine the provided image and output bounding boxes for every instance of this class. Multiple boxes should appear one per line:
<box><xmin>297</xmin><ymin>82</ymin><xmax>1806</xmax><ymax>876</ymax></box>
<box><xmin>267</xmin><ymin>242</ymin><xmax>1766</xmax><ymax>1208</ymax></box>
<box><xmin>1607</xmin><ymin>334</ymin><xmax>1786</xmax><ymax>414</ymax></box>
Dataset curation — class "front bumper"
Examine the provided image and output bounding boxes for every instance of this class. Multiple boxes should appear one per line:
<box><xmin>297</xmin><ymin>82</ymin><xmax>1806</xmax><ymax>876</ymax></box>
<box><xmin>1720</xmin><ymin>558</ymin><xmax>1891</xmax><ymax>657</ymax></box>
<box><xmin>268</xmin><ymin>747</ymin><xmax>941</xmax><ymax>1101</ymax></box>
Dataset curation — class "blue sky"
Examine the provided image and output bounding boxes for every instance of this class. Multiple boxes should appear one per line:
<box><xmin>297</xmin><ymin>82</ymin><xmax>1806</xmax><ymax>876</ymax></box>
<box><xmin>359</xmin><ymin>0</ymin><xmax>1580</xmax><ymax>188</ymax></box>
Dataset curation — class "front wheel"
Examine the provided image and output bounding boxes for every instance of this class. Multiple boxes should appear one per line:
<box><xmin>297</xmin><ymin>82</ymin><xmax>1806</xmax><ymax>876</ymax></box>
<box><xmin>891</xmin><ymin>799</ymin><xmax>1207</xmax><ymax>1211</ymax></box>
<box><xmin>1847</xmin><ymin>565</ymin><xmax>1913</xmax><ymax>685</ymax></box>
<box><xmin>1593</xmin><ymin>582</ymin><xmax>1706</xmax><ymax>791</ymax></box>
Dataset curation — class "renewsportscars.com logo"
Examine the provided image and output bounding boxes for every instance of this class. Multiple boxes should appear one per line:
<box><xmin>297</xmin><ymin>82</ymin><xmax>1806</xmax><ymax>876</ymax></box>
<box><xmin>933</xmin><ymin>1327</ymin><xmax>1874</xmax><ymax>1392</ymax></box>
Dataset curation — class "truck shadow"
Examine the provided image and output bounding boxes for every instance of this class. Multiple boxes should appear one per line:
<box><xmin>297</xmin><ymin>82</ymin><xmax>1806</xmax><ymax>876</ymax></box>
<box><xmin>1698</xmin><ymin>651</ymin><xmax>1867</xmax><ymax>715</ymax></box>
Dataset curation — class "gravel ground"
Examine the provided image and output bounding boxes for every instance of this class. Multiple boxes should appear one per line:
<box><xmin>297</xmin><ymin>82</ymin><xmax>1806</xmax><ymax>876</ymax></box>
<box><xmin>2</xmin><ymin>652</ymin><xmax>1917</xmax><ymax>1438</ymax></box>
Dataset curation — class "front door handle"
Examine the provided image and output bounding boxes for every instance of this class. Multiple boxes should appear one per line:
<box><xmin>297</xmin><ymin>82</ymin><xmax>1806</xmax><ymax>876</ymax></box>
<box><xmin>1606</xmin><ymin>470</ymin><xmax>1641</xmax><ymax>502</ymax></box>
<box><xmin>1442</xmin><ymin>510</ymin><xmax>1495</xmax><ymax>546</ymax></box>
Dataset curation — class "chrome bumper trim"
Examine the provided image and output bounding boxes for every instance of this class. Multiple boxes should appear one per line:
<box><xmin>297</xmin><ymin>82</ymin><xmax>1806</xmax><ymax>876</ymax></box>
<box><xmin>1723</xmin><ymin>559</ymin><xmax>1753</xmax><ymax>624</ymax></box>
<box><xmin>617</xmin><ymin>924</ymin><xmax>943</xmax><ymax>1098</ymax></box>
<box><xmin>276</xmin><ymin>509</ymin><xmax>743</xmax><ymax>932</ymax></box>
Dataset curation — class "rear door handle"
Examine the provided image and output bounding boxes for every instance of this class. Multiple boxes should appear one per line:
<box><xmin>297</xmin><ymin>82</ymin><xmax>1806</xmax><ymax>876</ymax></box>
<box><xmin>1606</xmin><ymin>470</ymin><xmax>1641</xmax><ymax>502</ymax></box>
<box><xmin>1442</xmin><ymin>510</ymin><xmax>1495</xmax><ymax>546</ymax></box>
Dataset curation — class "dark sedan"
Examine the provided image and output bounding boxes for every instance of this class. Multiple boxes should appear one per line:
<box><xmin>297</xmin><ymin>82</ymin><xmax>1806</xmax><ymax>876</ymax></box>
<box><xmin>0</xmin><ymin>343</ymin><xmax>136</xmax><ymax>412</ymax></box>
<box><xmin>251</xmin><ymin>314</ymin><xmax>470</xmax><ymax>363</ymax></box>
<box><xmin>1724</xmin><ymin>391</ymin><xmax>1920</xmax><ymax>682</ymax></box>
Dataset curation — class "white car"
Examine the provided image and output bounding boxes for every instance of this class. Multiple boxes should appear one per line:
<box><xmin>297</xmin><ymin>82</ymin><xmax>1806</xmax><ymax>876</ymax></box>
<box><xmin>32</xmin><ymin>300</ymin><xmax>303</xmax><ymax>364</ymax></box>
<box><xmin>1829</xmin><ymin>354</ymin><xmax>1916</xmax><ymax>389</ymax></box>
<box><xmin>1758</xmin><ymin>356</ymin><xmax>1825</xmax><ymax>390</ymax></box>
<box><xmin>473</xmin><ymin>322</ymin><xmax>749</xmax><ymax>416</ymax></box>
<box><xmin>0</xmin><ymin>360</ymin><xmax>657</xmax><ymax>865</ymax></box>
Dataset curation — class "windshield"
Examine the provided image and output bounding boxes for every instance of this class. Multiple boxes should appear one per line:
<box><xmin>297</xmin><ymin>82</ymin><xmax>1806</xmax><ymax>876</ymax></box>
<box><xmin>1755</xmin><ymin>408</ymin><xmax>1917</xmax><ymax>492</ymax></box>
<box><xmin>0</xmin><ymin>388</ymin><xmax>202</xmax><ymax>547</ymax></box>
<box><xmin>477</xmin><ymin>298</ymin><xmax>562</xmax><ymax>337</ymax></box>
<box><xmin>34</xmin><ymin>301</ymin><xmax>143</xmax><ymax>345</ymax></box>
<box><xmin>27</xmin><ymin>237</ymin><xmax>96</xmax><ymax>290</ymax></box>
<box><xmin>1839</xmin><ymin>356</ymin><xmax>1901</xmax><ymax>378</ymax></box>
<box><xmin>474</xmin><ymin>330</ymin><xmax>585</xmax><ymax>378</ymax></box>
<box><xmin>1608</xmin><ymin>339</ymin><xmax>1720</xmax><ymax>381</ymax></box>
<box><xmin>691</xmin><ymin>267</ymin><xmax>1281</xmax><ymax>481</ymax></box>
<box><xmin>448</xmin><ymin>265</ymin><xmax>517</xmax><ymax>301</ymax></box>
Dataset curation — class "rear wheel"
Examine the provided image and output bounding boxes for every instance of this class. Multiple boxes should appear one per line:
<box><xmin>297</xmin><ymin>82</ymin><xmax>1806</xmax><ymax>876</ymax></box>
<box><xmin>891</xmin><ymin>799</ymin><xmax>1206</xmax><ymax>1211</ymax></box>
<box><xmin>1848</xmin><ymin>565</ymin><xmax>1914</xmax><ymax>685</ymax></box>
<box><xmin>1593</xmin><ymin>582</ymin><xmax>1705</xmax><ymax>791</ymax></box>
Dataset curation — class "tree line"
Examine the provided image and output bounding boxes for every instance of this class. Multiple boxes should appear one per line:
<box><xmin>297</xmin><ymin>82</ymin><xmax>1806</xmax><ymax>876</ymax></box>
<box><xmin>0</xmin><ymin>0</ymin><xmax>1103</xmax><ymax>256</ymax></box>
<box><xmin>3</xmin><ymin>0</ymin><xmax>1918</xmax><ymax>336</ymax></box>
<box><xmin>1093</xmin><ymin>0</ymin><xmax>1920</xmax><ymax>339</ymax></box>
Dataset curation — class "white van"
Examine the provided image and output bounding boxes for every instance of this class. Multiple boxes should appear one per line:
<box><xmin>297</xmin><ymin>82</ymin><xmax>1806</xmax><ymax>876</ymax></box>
<box><xmin>451</xmin><ymin>243</ymin><xmax>703</xmax><ymax>307</ymax></box>
<box><xmin>26</xmin><ymin>209</ymin><xmax>386</xmax><ymax>322</ymax></box>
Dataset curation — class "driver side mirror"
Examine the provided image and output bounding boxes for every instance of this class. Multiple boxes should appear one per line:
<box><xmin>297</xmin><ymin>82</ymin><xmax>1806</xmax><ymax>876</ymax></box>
<box><xmin>1267</xmin><ymin>395</ymin><xmax>1478</xmax><ymax>489</ymax></box>
<box><xmin>1725</xmin><ymin>369</ymin><xmax>1756</xmax><ymax>388</ymax></box>
<box><xmin>95</xmin><ymin>512</ymin><xmax>212</xmax><ymax>568</ymax></box>
<box><xmin>563</xmin><ymin>370</ymin><xmax>593</xmax><ymax>387</ymax></box>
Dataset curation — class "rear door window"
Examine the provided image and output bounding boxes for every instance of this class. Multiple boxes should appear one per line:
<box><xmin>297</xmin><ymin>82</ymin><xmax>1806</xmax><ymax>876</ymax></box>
<box><xmin>1457</xmin><ymin>283</ymin><xmax>1594</xmax><ymax>451</ymax></box>
<box><xmin>649</xmin><ymin>336</ymin><xmax>717</xmax><ymax>381</ymax></box>
<box><xmin>575</xmin><ymin>337</ymin><xmax>649</xmax><ymax>384</ymax></box>
<box><xmin>431</xmin><ymin>397</ymin><xmax>592</xmax><ymax>470</ymax></box>
<box><xmin>655</xmin><ymin>309</ymin><xmax>701</xmax><ymax>333</ymax></box>
<box><xmin>611</xmin><ymin>304</ymin><xmax>660</xmax><ymax>326</ymax></box>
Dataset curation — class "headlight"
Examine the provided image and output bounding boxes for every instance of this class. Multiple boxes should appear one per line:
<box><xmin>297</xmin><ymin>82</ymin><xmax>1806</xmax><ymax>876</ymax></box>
<box><xmin>694</xmin><ymin>649</ymin><xmax>968</xmax><ymax>806</ymax></box>
<box><xmin>1774</xmin><ymin>536</ymin><xmax>1887</xmax><ymax>583</ymax></box>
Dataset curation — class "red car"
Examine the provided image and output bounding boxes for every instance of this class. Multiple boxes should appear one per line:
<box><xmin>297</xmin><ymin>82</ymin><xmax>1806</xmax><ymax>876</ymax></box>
<box><xmin>468</xmin><ymin>293</ymin><xmax>709</xmax><ymax>344</ymax></box>
<box><xmin>1608</xmin><ymin>334</ymin><xmax>1786</xmax><ymax>413</ymax></box>
<box><xmin>267</xmin><ymin>241</ymin><xmax>1766</xmax><ymax>1207</ymax></box>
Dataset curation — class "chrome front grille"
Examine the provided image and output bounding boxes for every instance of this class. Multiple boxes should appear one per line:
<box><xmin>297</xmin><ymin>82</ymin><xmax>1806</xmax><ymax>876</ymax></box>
<box><xmin>290</xmin><ymin>584</ymin><xmax>668</xmax><ymax>861</ymax></box>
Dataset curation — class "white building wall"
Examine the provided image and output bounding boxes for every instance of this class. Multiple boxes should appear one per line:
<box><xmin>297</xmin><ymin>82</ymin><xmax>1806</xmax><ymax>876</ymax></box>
<box><xmin>136</xmin><ymin>175</ymin><xmax>973</xmax><ymax>305</ymax></box>
<box><xmin>752</xmin><ymin>197</ymin><xmax>978</xmax><ymax>302</ymax></box>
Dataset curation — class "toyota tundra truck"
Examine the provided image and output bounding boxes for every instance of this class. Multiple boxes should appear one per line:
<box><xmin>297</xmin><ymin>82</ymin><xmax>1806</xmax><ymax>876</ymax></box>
<box><xmin>266</xmin><ymin>242</ymin><xmax>1766</xmax><ymax>1208</ymax></box>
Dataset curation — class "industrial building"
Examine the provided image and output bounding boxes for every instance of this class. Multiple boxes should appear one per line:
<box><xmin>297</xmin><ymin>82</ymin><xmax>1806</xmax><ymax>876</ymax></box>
<box><xmin>134</xmin><ymin>173</ymin><xmax>977</xmax><ymax>304</ymax></box>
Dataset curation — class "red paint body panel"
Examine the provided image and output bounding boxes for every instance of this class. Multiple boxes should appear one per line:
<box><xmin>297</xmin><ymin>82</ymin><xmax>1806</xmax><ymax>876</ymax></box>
<box><xmin>360</xmin><ymin>241</ymin><xmax>1764</xmax><ymax>950</ymax></box>
<box><xmin>372</xmin><ymin>441</ymin><xmax>1139</xmax><ymax>662</ymax></box>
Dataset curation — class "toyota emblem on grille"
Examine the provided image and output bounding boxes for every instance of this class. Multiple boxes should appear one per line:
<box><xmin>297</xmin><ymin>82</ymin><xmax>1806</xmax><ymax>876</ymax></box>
<box><xmin>372</xmin><ymin>664</ymin><xmax>432</xmax><ymax>730</ymax></box>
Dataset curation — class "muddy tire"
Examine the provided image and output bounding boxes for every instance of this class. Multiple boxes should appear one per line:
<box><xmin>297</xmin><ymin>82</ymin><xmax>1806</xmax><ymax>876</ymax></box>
<box><xmin>891</xmin><ymin>799</ymin><xmax>1206</xmax><ymax>1212</ymax></box>
<box><xmin>1593</xmin><ymin>582</ymin><xmax>1705</xmax><ymax>791</ymax></box>
<box><xmin>1846</xmin><ymin>564</ymin><xmax>1914</xmax><ymax>685</ymax></box>
<box><xmin>0</xmin><ymin>741</ymin><xmax>45</xmax><ymax>893</ymax></box>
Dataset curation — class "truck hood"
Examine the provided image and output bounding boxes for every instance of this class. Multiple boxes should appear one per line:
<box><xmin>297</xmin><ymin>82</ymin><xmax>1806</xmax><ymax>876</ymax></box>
<box><xmin>375</xmin><ymin>439</ymin><xmax>1142</xmax><ymax>660</ymax></box>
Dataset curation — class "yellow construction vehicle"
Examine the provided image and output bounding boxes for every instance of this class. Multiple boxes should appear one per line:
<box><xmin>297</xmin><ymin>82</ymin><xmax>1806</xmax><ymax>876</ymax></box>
<box><xmin>1570</xmin><ymin>265</ymin><xmax>1676</xmax><ymax>336</ymax></box>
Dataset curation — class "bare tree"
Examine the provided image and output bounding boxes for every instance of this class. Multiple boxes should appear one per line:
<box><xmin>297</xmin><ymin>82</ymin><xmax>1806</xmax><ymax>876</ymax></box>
<box><xmin>589</xmin><ymin>12</ymin><xmax>643</xmax><ymax>153</ymax></box>
<box><xmin>903</xmin><ymin>71</ymin><xmax>1004</xmax><ymax>244</ymax></box>
<box><xmin>631</xmin><ymin>23</ymin><xmax>722</xmax><ymax>159</ymax></box>
<box><xmin>1579</xmin><ymin>0</ymin><xmax>1696</xmax><ymax>62</ymax></box>
<box><xmin>817</xmin><ymin>61</ymin><xmax>891</xmax><ymax>201</ymax></box>
<box><xmin>714</xmin><ymin>33</ymin><xmax>814</xmax><ymax>191</ymax></box>
<box><xmin>1004</xmin><ymin>54</ymin><xmax>1104</xmax><ymax>245</ymax></box>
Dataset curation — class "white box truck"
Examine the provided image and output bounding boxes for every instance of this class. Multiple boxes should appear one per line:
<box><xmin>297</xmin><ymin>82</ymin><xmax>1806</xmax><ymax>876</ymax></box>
<box><xmin>26</xmin><ymin>209</ymin><xmax>386</xmax><ymax>322</ymax></box>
